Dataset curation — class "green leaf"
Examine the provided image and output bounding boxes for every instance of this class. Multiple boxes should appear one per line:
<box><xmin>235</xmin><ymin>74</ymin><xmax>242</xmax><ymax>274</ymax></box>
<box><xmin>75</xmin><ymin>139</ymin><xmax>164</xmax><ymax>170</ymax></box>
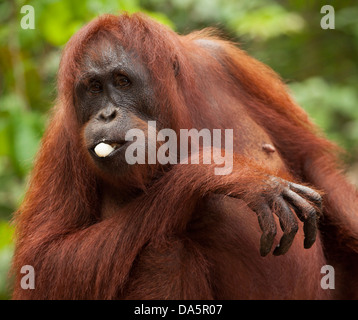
<box><xmin>11</xmin><ymin>112</ymin><xmax>43</xmax><ymax>175</ymax></box>
<box><xmin>0</xmin><ymin>119</ymin><xmax>10</xmax><ymax>156</ymax></box>
<box><xmin>0</xmin><ymin>222</ymin><xmax>14</xmax><ymax>249</ymax></box>
<box><xmin>39</xmin><ymin>1</ymin><xmax>84</xmax><ymax>46</ymax></box>
<box><xmin>230</xmin><ymin>4</ymin><xmax>305</xmax><ymax>39</ymax></box>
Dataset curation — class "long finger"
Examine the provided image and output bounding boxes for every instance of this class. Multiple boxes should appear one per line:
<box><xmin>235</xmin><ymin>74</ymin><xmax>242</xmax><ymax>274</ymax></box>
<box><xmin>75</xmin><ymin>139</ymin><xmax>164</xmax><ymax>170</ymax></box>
<box><xmin>289</xmin><ymin>182</ymin><xmax>322</xmax><ymax>212</ymax></box>
<box><xmin>282</xmin><ymin>188</ymin><xmax>318</xmax><ymax>249</ymax></box>
<box><xmin>272</xmin><ymin>197</ymin><xmax>298</xmax><ymax>256</ymax></box>
<box><xmin>253</xmin><ymin>202</ymin><xmax>277</xmax><ymax>257</ymax></box>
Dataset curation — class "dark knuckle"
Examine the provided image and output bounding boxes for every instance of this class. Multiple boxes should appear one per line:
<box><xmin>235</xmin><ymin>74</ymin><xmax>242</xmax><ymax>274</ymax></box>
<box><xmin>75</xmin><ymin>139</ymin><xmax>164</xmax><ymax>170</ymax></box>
<box><xmin>289</xmin><ymin>224</ymin><xmax>299</xmax><ymax>235</ymax></box>
<box><xmin>315</xmin><ymin>194</ymin><xmax>322</xmax><ymax>202</ymax></box>
<box><xmin>266</xmin><ymin>228</ymin><xmax>277</xmax><ymax>238</ymax></box>
<box><xmin>307</xmin><ymin>207</ymin><xmax>317</xmax><ymax>218</ymax></box>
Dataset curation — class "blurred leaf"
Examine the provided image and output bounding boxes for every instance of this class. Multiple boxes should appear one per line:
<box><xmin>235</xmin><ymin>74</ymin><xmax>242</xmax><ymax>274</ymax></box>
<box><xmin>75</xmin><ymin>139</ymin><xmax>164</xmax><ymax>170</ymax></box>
<box><xmin>39</xmin><ymin>1</ymin><xmax>84</xmax><ymax>46</ymax></box>
<box><xmin>0</xmin><ymin>93</ymin><xmax>45</xmax><ymax>176</ymax></box>
<box><xmin>230</xmin><ymin>4</ymin><xmax>305</xmax><ymax>39</ymax></box>
<box><xmin>0</xmin><ymin>119</ymin><xmax>10</xmax><ymax>156</ymax></box>
<box><xmin>0</xmin><ymin>1</ymin><xmax>12</xmax><ymax>24</ymax></box>
<box><xmin>0</xmin><ymin>221</ymin><xmax>14</xmax><ymax>248</ymax></box>
<box><xmin>12</xmin><ymin>111</ymin><xmax>44</xmax><ymax>174</ymax></box>
<box><xmin>0</xmin><ymin>221</ymin><xmax>14</xmax><ymax>300</ymax></box>
<box><xmin>290</xmin><ymin>77</ymin><xmax>358</xmax><ymax>151</ymax></box>
<box><xmin>144</xmin><ymin>11</ymin><xmax>175</xmax><ymax>29</ymax></box>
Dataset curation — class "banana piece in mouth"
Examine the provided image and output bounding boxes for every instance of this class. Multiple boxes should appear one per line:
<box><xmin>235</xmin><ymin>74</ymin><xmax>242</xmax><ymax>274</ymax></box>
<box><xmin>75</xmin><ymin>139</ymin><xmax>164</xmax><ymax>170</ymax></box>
<box><xmin>94</xmin><ymin>142</ymin><xmax>115</xmax><ymax>158</ymax></box>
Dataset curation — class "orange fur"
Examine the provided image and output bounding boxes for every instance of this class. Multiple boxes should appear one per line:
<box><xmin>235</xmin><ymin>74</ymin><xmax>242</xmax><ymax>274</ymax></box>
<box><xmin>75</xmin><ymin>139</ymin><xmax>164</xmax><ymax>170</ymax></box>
<box><xmin>11</xmin><ymin>13</ymin><xmax>358</xmax><ymax>299</ymax></box>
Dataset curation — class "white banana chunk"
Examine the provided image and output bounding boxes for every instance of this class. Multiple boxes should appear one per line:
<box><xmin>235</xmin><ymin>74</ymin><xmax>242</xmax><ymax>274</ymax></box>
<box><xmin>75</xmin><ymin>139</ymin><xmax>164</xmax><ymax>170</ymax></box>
<box><xmin>94</xmin><ymin>143</ymin><xmax>115</xmax><ymax>157</ymax></box>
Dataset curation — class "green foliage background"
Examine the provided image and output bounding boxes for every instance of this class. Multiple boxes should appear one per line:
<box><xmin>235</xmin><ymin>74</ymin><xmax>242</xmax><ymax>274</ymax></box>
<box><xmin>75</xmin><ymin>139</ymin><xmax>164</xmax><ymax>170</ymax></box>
<box><xmin>0</xmin><ymin>0</ymin><xmax>357</xmax><ymax>299</ymax></box>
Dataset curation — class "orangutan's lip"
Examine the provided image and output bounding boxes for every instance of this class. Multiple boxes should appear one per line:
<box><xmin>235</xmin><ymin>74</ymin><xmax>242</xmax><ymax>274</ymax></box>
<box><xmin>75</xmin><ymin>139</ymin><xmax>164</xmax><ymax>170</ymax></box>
<box><xmin>90</xmin><ymin>140</ymin><xmax>126</xmax><ymax>158</ymax></box>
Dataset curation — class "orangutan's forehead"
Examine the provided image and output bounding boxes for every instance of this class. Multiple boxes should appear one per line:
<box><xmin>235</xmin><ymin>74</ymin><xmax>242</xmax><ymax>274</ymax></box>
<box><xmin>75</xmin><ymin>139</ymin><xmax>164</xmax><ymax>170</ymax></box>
<box><xmin>82</xmin><ymin>38</ymin><xmax>126</xmax><ymax>72</ymax></box>
<box><xmin>77</xmin><ymin>35</ymin><xmax>150</xmax><ymax>83</ymax></box>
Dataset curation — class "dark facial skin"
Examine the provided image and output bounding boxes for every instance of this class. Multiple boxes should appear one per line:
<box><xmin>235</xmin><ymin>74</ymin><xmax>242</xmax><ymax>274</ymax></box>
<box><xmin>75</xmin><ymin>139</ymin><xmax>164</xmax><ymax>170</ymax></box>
<box><xmin>74</xmin><ymin>37</ymin><xmax>155</xmax><ymax>177</ymax></box>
